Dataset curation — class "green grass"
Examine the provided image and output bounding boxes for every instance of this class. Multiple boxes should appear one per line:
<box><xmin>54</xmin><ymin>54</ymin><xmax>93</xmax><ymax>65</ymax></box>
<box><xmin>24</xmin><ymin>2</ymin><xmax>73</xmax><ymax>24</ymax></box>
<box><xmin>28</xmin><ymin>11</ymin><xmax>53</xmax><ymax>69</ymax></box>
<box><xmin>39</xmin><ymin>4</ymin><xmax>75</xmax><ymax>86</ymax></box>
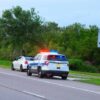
<box><xmin>70</xmin><ymin>70</ymin><xmax>100</xmax><ymax>85</ymax></box>
<box><xmin>70</xmin><ymin>71</ymin><xmax>100</xmax><ymax>77</ymax></box>
<box><xmin>80</xmin><ymin>78</ymin><xmax>100</xmax><ymax>85</ymax></box>
<box><xmin>0</xmin><ymin>60</ymin><xmax>11</xmax><ymax>69</ymax></box>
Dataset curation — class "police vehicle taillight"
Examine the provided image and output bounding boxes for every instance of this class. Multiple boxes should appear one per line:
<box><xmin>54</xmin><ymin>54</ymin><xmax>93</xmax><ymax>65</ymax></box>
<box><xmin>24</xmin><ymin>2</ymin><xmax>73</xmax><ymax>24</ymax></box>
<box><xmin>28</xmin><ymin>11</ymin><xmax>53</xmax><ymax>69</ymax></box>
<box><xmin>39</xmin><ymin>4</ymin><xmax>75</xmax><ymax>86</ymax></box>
<box><xmin>44</xmin><ymin>61</ymin><xmax>49</xmax><ymax>66</ymax></box>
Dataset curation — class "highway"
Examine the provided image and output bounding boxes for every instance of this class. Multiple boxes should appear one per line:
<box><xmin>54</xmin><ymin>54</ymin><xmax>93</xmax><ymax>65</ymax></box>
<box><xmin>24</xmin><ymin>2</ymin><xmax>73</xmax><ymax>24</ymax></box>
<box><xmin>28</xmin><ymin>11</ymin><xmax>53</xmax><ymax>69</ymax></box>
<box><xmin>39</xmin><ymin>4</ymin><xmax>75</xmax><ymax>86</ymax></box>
<box><xmin>0</xmin><ymin>68</ymin><xmax>100</xmax><ymax>100</ymax></box>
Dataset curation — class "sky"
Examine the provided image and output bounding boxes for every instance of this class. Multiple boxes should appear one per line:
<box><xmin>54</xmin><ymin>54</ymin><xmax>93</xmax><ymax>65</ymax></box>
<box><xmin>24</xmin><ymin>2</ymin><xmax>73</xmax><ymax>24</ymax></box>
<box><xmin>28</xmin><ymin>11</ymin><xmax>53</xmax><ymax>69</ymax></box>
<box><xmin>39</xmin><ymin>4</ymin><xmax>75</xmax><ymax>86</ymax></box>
<box><xmin>0</xmin><ymin>0</ymin><xmax>100</xmax><ymax>27</ymax></box>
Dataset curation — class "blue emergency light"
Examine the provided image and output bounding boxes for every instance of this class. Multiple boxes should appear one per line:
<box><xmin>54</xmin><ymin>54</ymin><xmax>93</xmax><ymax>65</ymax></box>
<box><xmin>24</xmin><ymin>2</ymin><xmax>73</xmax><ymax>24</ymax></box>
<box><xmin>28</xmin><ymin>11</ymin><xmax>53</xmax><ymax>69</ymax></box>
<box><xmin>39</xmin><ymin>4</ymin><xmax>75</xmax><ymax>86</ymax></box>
<box><xmin>50</xmin><ymin>50</ymin><xmax>58</xmax><ymax>53</ymax></box>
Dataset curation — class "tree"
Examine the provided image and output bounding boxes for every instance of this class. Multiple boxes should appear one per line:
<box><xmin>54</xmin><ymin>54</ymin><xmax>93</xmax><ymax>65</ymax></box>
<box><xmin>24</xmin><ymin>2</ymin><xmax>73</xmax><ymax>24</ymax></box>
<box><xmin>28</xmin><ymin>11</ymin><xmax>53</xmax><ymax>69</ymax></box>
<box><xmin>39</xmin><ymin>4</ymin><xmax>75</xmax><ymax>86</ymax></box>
<box><xmin>0</xmin><ymin>6</ymin><xmax>42</xmax><ymax>57</ymax></box>
<box><xmin>40</xmin><ymin>22</ymin><xmax>61</xmax><ymax>49</ymax></box>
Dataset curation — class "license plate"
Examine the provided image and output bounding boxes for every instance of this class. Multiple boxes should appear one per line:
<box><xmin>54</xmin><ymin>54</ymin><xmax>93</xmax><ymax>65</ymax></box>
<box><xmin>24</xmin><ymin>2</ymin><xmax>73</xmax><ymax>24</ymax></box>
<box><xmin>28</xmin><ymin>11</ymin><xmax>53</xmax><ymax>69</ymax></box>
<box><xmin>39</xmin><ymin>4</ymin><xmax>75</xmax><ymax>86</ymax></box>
<box><xmin>56</xmin><ymin>64</ymin><xmax>60</xmax><ymax>69</ymax></box>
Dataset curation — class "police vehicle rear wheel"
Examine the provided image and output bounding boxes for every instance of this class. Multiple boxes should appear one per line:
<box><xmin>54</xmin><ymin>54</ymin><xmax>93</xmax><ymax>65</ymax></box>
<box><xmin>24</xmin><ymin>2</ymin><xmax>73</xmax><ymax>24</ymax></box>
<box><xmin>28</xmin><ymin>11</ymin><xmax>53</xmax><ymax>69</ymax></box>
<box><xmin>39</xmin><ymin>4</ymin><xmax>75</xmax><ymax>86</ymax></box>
<box><xmin>27</xmin><ymin>69</ymin><xmax>32</xmax><ymax>76</ymax></box>
<box><xmin>38</xmin><ymin>68</ymin><xmax>44</xmax><ymax>78</ymax></box>
<box><xmin>61</xmin><ymin>76</ymin><xmax>67</xmax><ymax>80</ymax></box>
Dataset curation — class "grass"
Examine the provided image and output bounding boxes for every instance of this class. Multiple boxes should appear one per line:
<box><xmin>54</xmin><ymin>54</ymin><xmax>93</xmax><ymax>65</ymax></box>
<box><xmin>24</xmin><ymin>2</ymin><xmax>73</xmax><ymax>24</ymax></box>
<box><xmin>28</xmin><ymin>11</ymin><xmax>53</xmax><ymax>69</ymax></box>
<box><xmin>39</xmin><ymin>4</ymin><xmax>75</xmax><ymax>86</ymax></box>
<box><xmin>80</xmin><ymin>78</ymin><xmax>100</xmax><ymax>85</ymax></box>
<box><xmin>0</xmin><ymin>60</ymin><xmax>11</xmax><ymax>69</ymax></box>
<box><xmin>70</xmin><ymin>70</ymin><xmax>100</xmax><ymax>77</ymax></box>
<box><xmin>70</xmin><ymin>70</ymin><xmax>100</xmax><ymax>85</ymax></box>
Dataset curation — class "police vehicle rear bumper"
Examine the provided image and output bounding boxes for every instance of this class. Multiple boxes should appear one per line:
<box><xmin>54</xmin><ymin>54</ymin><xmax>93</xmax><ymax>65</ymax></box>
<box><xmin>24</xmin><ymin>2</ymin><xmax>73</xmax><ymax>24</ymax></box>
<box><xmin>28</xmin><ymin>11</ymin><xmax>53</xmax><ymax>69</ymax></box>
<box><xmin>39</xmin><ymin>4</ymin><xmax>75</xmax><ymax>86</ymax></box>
<box><xmin>42</xmin><ymin>70</ymin><xmax>69</xmax><ymax>76</ymax></box>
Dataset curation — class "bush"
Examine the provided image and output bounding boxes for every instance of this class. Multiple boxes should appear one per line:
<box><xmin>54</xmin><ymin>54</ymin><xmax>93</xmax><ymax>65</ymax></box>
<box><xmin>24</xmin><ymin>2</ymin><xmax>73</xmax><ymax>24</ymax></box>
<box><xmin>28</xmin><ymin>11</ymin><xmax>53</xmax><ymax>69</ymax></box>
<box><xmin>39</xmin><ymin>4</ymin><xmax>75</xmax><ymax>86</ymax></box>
<box><xmin>80</xmin><ymin>64</ymin><xmax>98</xmax><ymax>73</ymax></box>
<box><xmin>69</xmin><ymin>59</ymin><xmax>83</xmax><ymax>70</ymax></box>
<box><xmin>69</xmin><ymin>59</ymin><xmax>98</xmax><ymax>73</ymax></box>
<box><xmin>96</xmin><ymin>66</ymin><xmax>100</xmax><ymax>73</ymax></box>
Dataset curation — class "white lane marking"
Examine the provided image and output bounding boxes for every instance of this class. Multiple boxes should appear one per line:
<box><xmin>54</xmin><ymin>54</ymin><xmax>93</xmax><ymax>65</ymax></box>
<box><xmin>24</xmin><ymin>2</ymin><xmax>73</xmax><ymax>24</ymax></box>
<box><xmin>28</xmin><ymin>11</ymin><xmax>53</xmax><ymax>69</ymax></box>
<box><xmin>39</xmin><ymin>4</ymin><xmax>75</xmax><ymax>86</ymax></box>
<box><xmin>0</xmin><ymin>71</ymin><xmax>100</xmax><ymax>95</ymax></box>
<box><xmin>0</xmin><ymin>82</ymin><xmax>47</xmax><ymax>100</ymax></box>
<box><xmin>23</xmin><ymin>91</ymin><xmax>47</xmax><ymax>100</ymax></box>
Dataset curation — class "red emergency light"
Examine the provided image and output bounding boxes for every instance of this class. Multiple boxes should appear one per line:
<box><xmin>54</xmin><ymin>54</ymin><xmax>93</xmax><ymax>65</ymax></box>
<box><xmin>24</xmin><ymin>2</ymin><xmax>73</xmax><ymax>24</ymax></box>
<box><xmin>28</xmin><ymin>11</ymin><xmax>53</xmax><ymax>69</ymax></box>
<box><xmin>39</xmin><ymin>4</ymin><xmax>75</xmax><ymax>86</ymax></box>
<box><xmin>39</xmin><ymin>49</ymin><xmax>58</xmax><ymax>54</ymax></box>
<box><xmin>39</xmin><ymin>49</ymin><xmax>50</xmax><ymax>53</ymax></box>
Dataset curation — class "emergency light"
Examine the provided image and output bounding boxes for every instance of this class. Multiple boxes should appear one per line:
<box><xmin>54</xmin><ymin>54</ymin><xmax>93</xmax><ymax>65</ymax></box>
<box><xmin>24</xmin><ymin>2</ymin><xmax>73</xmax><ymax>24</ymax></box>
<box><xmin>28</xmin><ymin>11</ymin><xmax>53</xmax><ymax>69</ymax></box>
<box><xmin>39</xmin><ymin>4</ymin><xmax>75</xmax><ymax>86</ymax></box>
<box><xmin>39</xmin><ymin>49</ymin><xmax>49</xmax><ymax>53</ymax></box>
<box><xmin>39</xmin><ymin>49</ymin><xmax>58</xmax><ymax>53</ymax></box>
<box><xmin>50</xmin><ymin>50</ymin><xmax>58</xmax><ymax>53</ymax></box>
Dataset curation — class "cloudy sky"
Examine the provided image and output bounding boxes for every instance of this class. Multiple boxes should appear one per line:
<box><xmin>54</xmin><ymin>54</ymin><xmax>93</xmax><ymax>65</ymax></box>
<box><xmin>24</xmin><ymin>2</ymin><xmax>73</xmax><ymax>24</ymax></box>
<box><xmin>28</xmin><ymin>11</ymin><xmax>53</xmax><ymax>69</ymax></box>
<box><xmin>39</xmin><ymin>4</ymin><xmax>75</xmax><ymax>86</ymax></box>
<box><xmin>0</xmin><ymin>0</ymin><xmax>99</xmax><ymax>27</ymax></box>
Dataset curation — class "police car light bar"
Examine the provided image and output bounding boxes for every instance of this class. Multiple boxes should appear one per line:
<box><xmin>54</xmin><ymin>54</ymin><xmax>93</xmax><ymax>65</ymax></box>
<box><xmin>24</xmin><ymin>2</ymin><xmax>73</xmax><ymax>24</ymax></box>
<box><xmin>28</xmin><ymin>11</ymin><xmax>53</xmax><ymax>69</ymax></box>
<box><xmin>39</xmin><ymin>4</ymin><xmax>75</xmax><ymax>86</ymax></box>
<box><xmin>50</xmin><ymin>50</ymin><xmax>58</xmax><ymax>53</ymax></box>
<box><xmin>39</xmin><ymin>49</ymin><xmax>58</xmax><ymax>53</ymax></box>
<box><xmin>39</xmin><ymin>49</ymin><xmax>49</xmax><ymax>53</ymax></box>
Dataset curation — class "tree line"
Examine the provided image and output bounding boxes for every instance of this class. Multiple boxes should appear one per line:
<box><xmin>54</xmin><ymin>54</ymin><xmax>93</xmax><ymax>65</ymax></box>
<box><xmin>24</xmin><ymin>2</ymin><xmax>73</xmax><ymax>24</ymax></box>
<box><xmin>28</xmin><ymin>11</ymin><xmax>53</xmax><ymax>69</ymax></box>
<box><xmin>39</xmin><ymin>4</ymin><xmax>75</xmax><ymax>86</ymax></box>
<box><xmin>0</xmin><ymin>6</ymin><xmax>100</xmax><ymax>72</ymax></box>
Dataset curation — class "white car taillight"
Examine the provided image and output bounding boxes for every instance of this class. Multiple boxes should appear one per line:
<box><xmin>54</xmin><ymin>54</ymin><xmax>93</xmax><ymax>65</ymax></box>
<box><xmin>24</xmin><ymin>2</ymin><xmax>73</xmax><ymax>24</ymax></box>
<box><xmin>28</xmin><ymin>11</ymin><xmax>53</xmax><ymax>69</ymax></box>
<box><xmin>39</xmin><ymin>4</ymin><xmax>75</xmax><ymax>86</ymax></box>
<box><xmin>25</xmin><ymin>61</ymin><xmax>28</xmax><ymax>64</ymax></box>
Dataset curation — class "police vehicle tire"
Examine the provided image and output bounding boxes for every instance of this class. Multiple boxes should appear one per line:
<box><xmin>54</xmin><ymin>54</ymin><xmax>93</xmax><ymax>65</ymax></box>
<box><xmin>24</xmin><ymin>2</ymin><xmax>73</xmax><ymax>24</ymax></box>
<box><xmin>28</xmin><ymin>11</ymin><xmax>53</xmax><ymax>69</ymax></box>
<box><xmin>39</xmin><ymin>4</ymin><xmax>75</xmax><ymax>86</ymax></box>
<box><xmin>20</xmin><ymin>65</ymin><xmax>24</xmax><ymax>72</ymax></box>
<box><xmin>38</xmin><ymin>67</ymin><xmax>44</xmax><ymax>78</ymax></box>
<box><xmin>27</xmin><ymin>69</ymin><xmax>32</xmax><ymax>76</ymax></box>
<box><xmin>61</xmin><ymin>76</ymin><xmax>67</xmax><ymax>80</ymax></box>
<box><xmin>11</xmin><ymin>64</ymin><xmax>15</xmax><ymax>71</ymax></box>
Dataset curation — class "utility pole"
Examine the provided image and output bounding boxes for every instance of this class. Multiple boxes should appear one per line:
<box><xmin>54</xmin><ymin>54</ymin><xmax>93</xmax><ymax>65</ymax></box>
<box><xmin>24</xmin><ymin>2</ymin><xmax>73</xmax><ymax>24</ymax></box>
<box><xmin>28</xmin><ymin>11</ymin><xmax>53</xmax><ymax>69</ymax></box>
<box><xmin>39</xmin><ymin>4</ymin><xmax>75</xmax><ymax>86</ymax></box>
<box><xmin>98</xmin><ymin>29</ymin><xmax>100</xmax><ymax>48</ymax></box>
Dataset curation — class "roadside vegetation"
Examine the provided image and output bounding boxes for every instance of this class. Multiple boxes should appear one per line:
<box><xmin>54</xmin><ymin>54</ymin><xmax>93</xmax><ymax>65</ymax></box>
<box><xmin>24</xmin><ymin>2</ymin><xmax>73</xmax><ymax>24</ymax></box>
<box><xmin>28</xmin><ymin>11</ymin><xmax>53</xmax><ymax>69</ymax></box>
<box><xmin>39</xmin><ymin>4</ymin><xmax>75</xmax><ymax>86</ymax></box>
<box><xmin>70</xmin><ymin>71</ymin><xmax>100</xmax><ymax>85</ymax></box>
<box><xmin>0</xmin><ymin>59</ymin><xmax>11</xmax><ymax>68</ymax></box>
<box><xmin>0</xmin><ymin>6</ymin><xmax>100</xmax><ymax>73</ymax></box>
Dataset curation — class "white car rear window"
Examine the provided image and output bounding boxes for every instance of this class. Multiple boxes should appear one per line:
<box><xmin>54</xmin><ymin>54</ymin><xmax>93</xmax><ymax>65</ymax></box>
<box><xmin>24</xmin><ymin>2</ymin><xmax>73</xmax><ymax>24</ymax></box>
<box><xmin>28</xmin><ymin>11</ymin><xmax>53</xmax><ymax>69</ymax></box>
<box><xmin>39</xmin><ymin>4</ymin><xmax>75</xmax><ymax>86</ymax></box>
<box><xmin>25</xmin><ymin>57</ymin><xmax>34</xmax><ymax>61</ymax></box>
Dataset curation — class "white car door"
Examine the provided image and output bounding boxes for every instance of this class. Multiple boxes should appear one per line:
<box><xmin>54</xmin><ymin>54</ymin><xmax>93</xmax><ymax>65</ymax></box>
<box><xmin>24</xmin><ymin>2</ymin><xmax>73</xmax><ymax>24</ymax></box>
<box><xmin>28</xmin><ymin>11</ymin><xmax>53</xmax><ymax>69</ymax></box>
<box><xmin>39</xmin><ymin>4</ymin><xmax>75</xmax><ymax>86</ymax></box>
<box><xmin>17</xmin><ymin>57</ymin><xmax>22</xmax><ymax>69</ymax></box>
<box><xmin>13</xmin><ymin>57</ymin><xmax>19</xmax><ymax>69</ymax></box>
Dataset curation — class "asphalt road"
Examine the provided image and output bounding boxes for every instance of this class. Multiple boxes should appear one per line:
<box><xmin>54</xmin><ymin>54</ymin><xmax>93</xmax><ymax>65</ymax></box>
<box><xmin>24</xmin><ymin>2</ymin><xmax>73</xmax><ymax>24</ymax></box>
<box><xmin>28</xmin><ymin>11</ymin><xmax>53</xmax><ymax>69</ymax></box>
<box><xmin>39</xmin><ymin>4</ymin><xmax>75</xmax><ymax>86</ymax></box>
<box><xmin>0</xmin><ymin>68</ymin><xmax>100</xmax><ymax>100</ymax></box>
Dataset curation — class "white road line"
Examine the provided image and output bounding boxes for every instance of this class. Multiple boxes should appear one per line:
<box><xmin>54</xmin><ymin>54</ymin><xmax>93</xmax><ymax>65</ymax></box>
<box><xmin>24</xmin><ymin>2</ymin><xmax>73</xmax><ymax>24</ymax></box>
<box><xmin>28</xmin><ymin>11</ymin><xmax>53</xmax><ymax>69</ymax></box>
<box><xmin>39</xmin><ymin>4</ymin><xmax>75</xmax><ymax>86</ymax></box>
<box><xmin>0</xmin><ymin>71</ymin><xmax>100</xmax><ymax>95</ymax></box>
<box><xmin>23</xmin><ymin>91</ymin><xmax>47</xmax><ymax>100</ymax></box>
<box><xmin>0</xmin><ymin>82</ymin><xmax>47</xmax><ymax>100</ymax></box>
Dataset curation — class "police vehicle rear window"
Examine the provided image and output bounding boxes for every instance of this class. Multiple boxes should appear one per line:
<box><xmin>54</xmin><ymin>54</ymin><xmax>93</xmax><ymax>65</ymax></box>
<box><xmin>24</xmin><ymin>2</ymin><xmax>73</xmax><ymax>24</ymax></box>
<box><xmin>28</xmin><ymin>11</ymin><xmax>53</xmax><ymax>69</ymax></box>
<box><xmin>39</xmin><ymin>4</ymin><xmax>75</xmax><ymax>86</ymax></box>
<box><xmin>47</xmin><ymin>55</ymin><xmax>67</xmax><ymax>61</ymax></box>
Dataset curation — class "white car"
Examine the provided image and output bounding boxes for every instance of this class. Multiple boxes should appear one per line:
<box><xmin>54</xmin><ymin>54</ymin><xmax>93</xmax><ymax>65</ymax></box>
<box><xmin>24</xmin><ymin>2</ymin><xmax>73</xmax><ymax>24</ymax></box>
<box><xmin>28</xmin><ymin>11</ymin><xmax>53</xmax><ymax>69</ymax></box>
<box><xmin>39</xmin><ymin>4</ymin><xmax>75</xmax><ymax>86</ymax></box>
<box><xmin>12</xmin><ymin>56</ymin><xmax>34</xmax><ymax>72</ymax></box>
<box><xmin>27</xmin><ymin>50</ymin><xmax>69</xmax><ymax>79</ymax></box>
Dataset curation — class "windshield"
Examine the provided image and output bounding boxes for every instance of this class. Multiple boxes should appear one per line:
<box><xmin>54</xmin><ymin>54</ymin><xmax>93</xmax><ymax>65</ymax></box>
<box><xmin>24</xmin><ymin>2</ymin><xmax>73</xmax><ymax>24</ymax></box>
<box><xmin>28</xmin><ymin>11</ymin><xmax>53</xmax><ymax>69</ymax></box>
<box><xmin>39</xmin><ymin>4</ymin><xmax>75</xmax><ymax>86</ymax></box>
<box><xmin>47</xmin><ymin>55</ymin><xmax>67</xmax><ymax>61</ymax></box>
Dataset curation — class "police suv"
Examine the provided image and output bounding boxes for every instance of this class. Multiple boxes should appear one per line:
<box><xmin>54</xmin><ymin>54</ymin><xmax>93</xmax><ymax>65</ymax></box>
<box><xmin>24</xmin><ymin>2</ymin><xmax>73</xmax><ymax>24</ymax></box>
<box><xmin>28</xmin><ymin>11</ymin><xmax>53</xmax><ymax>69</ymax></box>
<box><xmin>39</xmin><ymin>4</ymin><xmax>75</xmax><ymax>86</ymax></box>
<box><xmin>27</xmin><ymin>50</ymin><xmax>69</xmax><ymax>79</ymax></box>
